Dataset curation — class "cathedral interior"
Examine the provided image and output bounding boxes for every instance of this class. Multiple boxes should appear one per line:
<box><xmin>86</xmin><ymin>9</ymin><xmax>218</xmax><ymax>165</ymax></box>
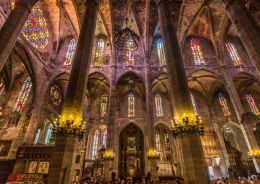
<box><xmin>0</xmin><ymin>0</ymin><xmax>260</xmax><ymax>183</ymax></box>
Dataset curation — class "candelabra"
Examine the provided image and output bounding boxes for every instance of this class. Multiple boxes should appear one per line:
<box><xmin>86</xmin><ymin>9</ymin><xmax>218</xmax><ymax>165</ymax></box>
<box><xmin>171</xmin><ymin>114</ymin><xmax>205</xmax><ymax>137</ymax></box>
<box><xmin>103</xmin><ymin>149</ymin><xmax>115</xmax><ymax>161</ymax></box>
<box><xmin>147</xmin><ymin>148</ymin><xmax>160</xmax><ymax>160</ymax></box>
<box><xmin>248</xmin><ymin>149</ymin><xmax>260</xmax><ymax>158</ymax></box>
<box><xmin>53</xmin><ymin>114</ymin><xmax>86</xmax><ymax>139</ymax></box>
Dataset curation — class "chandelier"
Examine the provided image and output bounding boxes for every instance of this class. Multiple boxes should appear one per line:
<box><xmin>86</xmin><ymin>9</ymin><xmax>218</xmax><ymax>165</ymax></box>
<box><xmin>53</xmin><ymin>115</ymin><xmax>86</xmax><ymax>139</ymax></box>
<box><xmin>103</xmin><ymin>149</ymin><xmax>115</xmax><ymax>161</ymax></box>
<box><xmin>115</xmin><ymin>27</ymin><xmax>139</xmax><ymax>51</ymax></box>
<box><xmin>147</xmin><ymin>148</ymin><xmax>160</xmax><ymax>160</ymax></box>
<box><xmin>171</xmin><ymin>114</ymin><xmax>205</xmax><ymax>137</ymax></box>
<box><xmin>248</xmin><ymin>149</ymin><xmax>260</xmax><ymax>158</ymax></box>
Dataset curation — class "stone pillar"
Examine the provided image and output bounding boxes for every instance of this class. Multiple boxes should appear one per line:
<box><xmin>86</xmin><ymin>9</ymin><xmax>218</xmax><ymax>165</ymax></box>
<box><xmin>47</xmin><ymin>1</ymin><xmax>98</xmax><ymax>184</ymax></box>
<box><xmin>0</xmin><ymin>0</ymin><xmax>38</xmax><ymax>72</ymax></box>
<box><xmin>221</xmin><ymin>0</ymin><xmax>260</xmax><ymax>73</ymax></box>
<box><xmin>157</xmin><ymin>0</ymin><xmax>209</xmax><ymax>183</ymax></box>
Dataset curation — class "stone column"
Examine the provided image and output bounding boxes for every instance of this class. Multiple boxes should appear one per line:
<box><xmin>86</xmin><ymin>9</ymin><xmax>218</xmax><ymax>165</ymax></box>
<box><xmin>0</xmin><ymin>0</ymin><xmax>38</xmax><ymax>72</ymax></box>
<box><xmin>221</xmin><ymin>0</ymin><xmax>260</xmax><ymax>73</ymax></box>
<box><xmin>157</xmin><ymin>0</ymin><xmax>209</xmax><ymax>183</ymax></box>
<box><xmin>47</xmin><ymin>1</ymin><xmax>98</xmax><ymax>184</ymax></box>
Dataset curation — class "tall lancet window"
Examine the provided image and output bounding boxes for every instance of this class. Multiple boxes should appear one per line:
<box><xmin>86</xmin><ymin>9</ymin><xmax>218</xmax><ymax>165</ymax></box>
<box><xmin>155</xmin><ymin>130</ymin><xmax>161</xmax><ymax>153</ymax></box>
<box><xmin>92</xmin><ymin>130</ymin><xmax>100</xmax><ymax>160</ymax></box>
<box><xmin>218</xmin><ymin>93</ymin><xmax>231</xmax><ymax>116</ymax></box>
<box><xmin>164</xmin><ymin>133</ymin><xmax>170</xmax><ymax>152</ymax></box>
<box><xmin>126</xmin><ymin>39</ymin><xmax>134</xmax><ymax>66</ymax></box>
<box><xmin>13</xmin><ymin>77</ymin><xmax>32</xmax><ymax>113</ymax></box>
<box><xmin>102</xmin><ymin>130</ymin><xmax>107</xmax><ymax>148</ymax></box>
<box><xmin>128</xmin><ymin>92</ymin><xmax>135</xmax><ymax>118</ymax></box>
<box><xmin>45</xmin><ymin>124</ymin><xmax>53</xmax><ymax>144</ymax></box>
<box><xmin>156</xmin><ymin>39</ymin><xmax>166</xmax><ymax>66</ymax></box>
<box><xmin>155</xmin><ymin>94</ymin><xmax>163</xmax><ymax>117</ymax></box>
<box><xmin>226</xmin><ymin>43</ymin><xmax>242</xmax><ymax>66</ymax></box>
<box><xmin>246</xmin><ymin>94</ymin><xmax>259</xmax><ymax>115</ymax></box>
<box><xmin>0</xmin><ymin>77</ymin><xmax>5</xmax><ymax>96</ymax></box>
<box><xmin>34</xmin><ymin>128</ymin><xmax>41</xmax><ymax>145</ymax></box>
<box><xmin>95</xmin><ymin>38</ymin><xmax>105</xmax><ymax>67</ymax></box>
<box><xmin>64</xmin><ymin>39</ymin><xmax>76</xmax><ymax>67</ymax></box>
<box><xmin>190</xmin><ymin>93</ymin><xmax>198</xmax><ymax>115</ymax></box>
<box><xmin>100</xmin><ymin>94</ymin><xmax>108</xmax><ymax>117</ymax></box>
<box><xmin>190</xmin><ymin>38</ymin><xmax>205</xmax><ymax>65</ymax></box>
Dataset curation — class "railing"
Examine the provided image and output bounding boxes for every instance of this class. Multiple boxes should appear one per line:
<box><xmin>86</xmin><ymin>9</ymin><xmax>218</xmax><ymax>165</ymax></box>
<box><xmin>16</xmin><ymin>145</ymin><xmax>54</xmax><ymax>160</ymax></box>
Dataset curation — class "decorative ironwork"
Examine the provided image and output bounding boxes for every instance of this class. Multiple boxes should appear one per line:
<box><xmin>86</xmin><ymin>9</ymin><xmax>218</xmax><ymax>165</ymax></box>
<box><xmin>53</xmin><ymin>116</ymin><xmax>86</xmax><ymax>139</ymax></box>
<box><xmin>171</xmin><ymin>115</ymin><xmax>205</xmax><ymax>137</ymax></box>
<box><xmin>115</xmin><ymin>27</ymin><xmax>139</xmax><ymax>51</ymax></box>
<box><xmin>147</xmin><ymin>148</ymin><xmax>160</xmax><ymax>160</ymax></box>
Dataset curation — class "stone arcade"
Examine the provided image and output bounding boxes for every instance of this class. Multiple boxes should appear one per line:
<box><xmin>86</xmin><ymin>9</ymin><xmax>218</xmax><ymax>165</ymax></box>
<box><xmin>0</xmin><ymin>0</ymin><xmax>259</xmax><ymax>183</ymax></box>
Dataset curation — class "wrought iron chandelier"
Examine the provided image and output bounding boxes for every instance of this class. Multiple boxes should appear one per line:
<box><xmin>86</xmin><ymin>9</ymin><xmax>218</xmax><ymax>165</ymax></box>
<box><xmin>115</xmin><ymin>27</ymin><xmax>139</xmax><ymax>51</ymax></box>
<box><xmin>249</xmin><ymin>149</ymin><xmax>260</xmax><ymax>158</ymax></box>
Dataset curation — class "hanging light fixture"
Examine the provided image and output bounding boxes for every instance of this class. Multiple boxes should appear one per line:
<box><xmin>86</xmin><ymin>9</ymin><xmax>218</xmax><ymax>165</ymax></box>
<box><xmin>114</xmin><ymin>0</ymin><xmax>139</xmax><ymax>51</ymax></box>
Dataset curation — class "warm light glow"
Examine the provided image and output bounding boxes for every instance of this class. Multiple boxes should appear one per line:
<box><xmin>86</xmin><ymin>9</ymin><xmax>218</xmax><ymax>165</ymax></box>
<box><xmin>246</xmin><ymin>94</ymin><xmax>259</xmax><ymax>115</ymax></box>
<box><xmin>190</xmin><ymin>38</ymin><xmax>205</xmax><ymax>65</ymax></box>
<box><xmin>59</xmin><ymin>108</ymin><xmax>83</xmax><ymax>128</ymax></box>
<box><xmin>226</xmin><ymin>43</ymin><xmax>242</xmax><ymax>66</ymax></box>
<box><xmin>218</xmin><ymin>93</ymin><xmax>231</xmax><ymax>116</ymax></box>
<box><xmin>248</xmin><ymin>149</ymin><xmax>260</xmax><ymax>158</ymax></box>
<box><xmin>103</xmin><ymin>149</ymin><xmax>115</xmax><ymax>160</ymax></box>
<box><xmin>147</xmin><ymin>148</ymin><xmax>160</xmax><ymax>160</ymax></box>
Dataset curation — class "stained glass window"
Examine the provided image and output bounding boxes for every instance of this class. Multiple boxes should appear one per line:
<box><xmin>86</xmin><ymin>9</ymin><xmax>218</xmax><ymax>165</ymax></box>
<box><xmin>218</xmin><ymin>93</ymin><xmax>231</xmax><ymax>116</ymax></box>
<box><xmin>95</xmin><ymin>38</ymin><xmax>105</xmax><ymax>67</ymax></box>
<box><xmin>246</xmin><ymin>94</ymin><xmax>259</xmax><ymax>115</ymax></box>
<box><xmin>226</xmin><ymin>43</ymin><xmax>241</xmax><ymax>66</ymax></box>
<box><xmin>49</xmin><ymin>84</ymin><xmax>62</xmax><ymax>106</ymax></box>
<box><xmin>164</xmin><ymin>133</ymin><xmax>170</xmax><ymax>152</ymax></box>
<box><xmin>190</xmin><ymin>38</ymin><xmax>205</xmax><ymax>65</ymax></box>
<box><xmin>126</xmin><ymin>39</ymin><xmax>134</xmax><ymax>66</ymax></box>
<box><xmin>64</xmin><ymin>39</ymin><xmax>76</xmax><ymax>67</ymax></box>
<box><xmin>128</xmin><ymin>92</ymin><xmax>135</xmax><ymax>118</ymax></box>
<box><xmin>102</xmin><ymin>130</ymin><xmax>107</xmax><ymax>148</ymax></box>
<box><xmin>155</xmin><ymin>130</ymin><xmax>161</xmax><ymax>152</ymax></box>
<box><xmin>92</xmin><ymin>130</ymin><xmax>100</xmax><ymax>160</ymax></box>
<box><xmin>0</xmin><ymin>77</ymin><xmax>5</xmax><ymax>96</ymax></box>
<box><xmin>156</xmin><ymin>39</ymin><xmax>166</xmax><ymax>66</ymax></box>
<box><xmin>22</xmin><ymin>5</ymin><xmax>49</xmax><ymax>49</ymax></box>
<box><xmin>190</xmin><ymin>93</ymin><xmax>198</xmax><ymax>115</ymax></box>
<box><xmin>100</xmin><ymin>94</ymin><xmax>108</xmax><ymax>117</ymax></box>
<box><xmin>45</xmin><ymin>124</ymin><xmax>53</xmax><ymax>144</ymax></box>
<box><xmin>34</xmin><ymin>128</ymin><xmax>41</xmax><ymax>145</ymax></box>
<box><xmin>13</xmin><ymin>76</ymin><xmax>32</xmax><ymax>113</ymax></box>
<box><xmin>155</xmin><ymin>94</ymin><xmax>163</xmax><ymax>117</ymax></box>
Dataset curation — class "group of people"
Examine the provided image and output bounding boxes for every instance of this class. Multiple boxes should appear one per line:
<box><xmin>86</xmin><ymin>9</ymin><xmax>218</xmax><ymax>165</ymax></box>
<box><xmin>214</xmin><ymin>177</ymin><xmax>260</xmax><ymax>184</ymax></box>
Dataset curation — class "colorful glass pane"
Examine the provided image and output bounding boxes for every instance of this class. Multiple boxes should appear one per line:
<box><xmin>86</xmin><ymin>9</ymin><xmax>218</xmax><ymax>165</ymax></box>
<box><xmin>102</xmin><ymin>130</ymin><xmax>107</xmax><ymax>148</ymax></box>
<box><xmin>218</xmin><ymin>93</ymin><xmax>231</xmax><ymax>116</ymax></box>
<box><xmin>34</xmin><ymin>128</ymin><xmax>41</xmax><ymax>145</ymax></box>
<box><xmin>92</xmin><ymin>130</ymin><xmax>100</xmax><ymax>160</ymax></box>
<box><xmin>246</xmin><ymin>94</ymin><xmax>259</xmax><ymax>115</ymax></box>
<box><xmin>11</xmin><ymin>0</ymin><xmax>18</xmax><ymax>9</ymax></box>
<box><xmin>13</xmin><ymin>76</ymin><xmax>32</xmax><ymax>113</ymax></box>
<box><xmin>190</xmin><ymin>93</ymin><xmax>198</xmax><ymax>115</ymax></box>
<box><xmin>155</xmin><ymin>94</ymin><xmax>163</xmax><ymax>117</ymax></box>
<box><xmin>156</xmin><ymin>39</ymin><xmax>166</xmax><ymax>66</ymax></box>
<box><xmin>22</xmin><ymin>5</ymin><xmax>49</xmax><ymax>49</ymax></box>
<box><xmin>100</xmin><ymin>94</ymin><xmax>108</xmax><ymax>117</ymax></box>
<box><xmin>226</xmin><ymin>43</ymin><xmax>242</xmax><ymax>66</ymax></box>
<box><xmin>95</xmin><ymin>38</ymin><xmax>105</xmax><ymax>67</ymax></box>
<box><xmin>126</xmin><ymin>39</ymin><xmax>134</xmax><ymax>66</ymax></box>
<box><xmin>155</xmin><ymin>130</ymin><xmax>161</xmax><ymax>152</ymax></box>
<box><xmin>0</xmin><ymin>77</ymin><xmax>5</xmax><ymax>96</ymax></box>
<box><xmin>64</xmin><ymin>39</ymin><xmax>76</xmax><ymax>67</ymax></box>
<box><xmin>190</xmin><ymin>38</ymin><xmax>205</xmax><ymax>65</ymax></box>
<box><xmin>164</xmin><ymin>133</ymin><xmax>170</xmax><ymax>152</ymax></box>
<box><xmin>128</xmin><ymin>92</ymin><xmax>135</xmax><ymax>118</ymax></box>
<box><xmin>49</xmin><ymin>84</ymin><xmax>62</xmax><ymax>106</ymax></box>
<box><xmin>45</xmin><ymin>124</ymin><xmax>53</xmax><ymax>144</ymax></box>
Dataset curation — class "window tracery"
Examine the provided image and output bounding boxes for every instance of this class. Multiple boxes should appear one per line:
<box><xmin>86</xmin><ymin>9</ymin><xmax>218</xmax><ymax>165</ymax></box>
<box><xmin>246</xmin><ymin>94</ymin><xmax>259</xmax><ymax>115</ymax></box>
<box><xmin>95</xmin><ymin>38</ymin><xmax>105</xmax><ymax>67</ymax></box>
<box><xmin>155</xmin><ymin>130</ymin><xmax>161</xmax><ymax>153</ymax></box>
<box><xmin>226</xmin><ymin>43</ymin><xmax>242</xmax><ymax>66</ymax></box>
<box><xmin>45</xmin><ymin>124</ymin><xmax>53</xmax><ymax>144</ymax></box>
<box><xmin>155</xmin><ymin>94</ymin><xmax>163</xmax><ymax>117</ymax></box>
<box><xmin>100</xmin><ymin>94</ymin><xmax>108</xmax><ymax>117</ymax></box>
<box><xmin>13</xmin><ymin>76</ymin><xmax>32</xmax><ymax>113</ymax></box>
<box><xmin>92</xmin><ymin>130</ymin><xmax>100</xmax><ymax>160</ymax></box>
<box><xmin>190</xmin><ymin>38</ymin><xmax>205</xmax><ymax>65</ymax></box>
<box><xmin>156</xmin><ymin>39</ymin><xmax>166</xmax><ymax>66</ymax></box>
<box><xmin>218</xmin><ymin>93</ymin><xmax>231</xmax><ymax>116</ymax></box>
<box><xmin>128</xmin><ymin>92</ymin><xmax>135</xmax><ymax>118</ymax></box>
<box><xmin>22</xmin><ymin>5</ymin><xmax>49</xmax><ymax>49</ymax></box>
<box><xmin>190</xmin><ymin>93</ymin><xmax>198</xmax><ymax>115</ymax></box>
<box><xmin>49</xmin><ymin>84</ymin><xmax>62</xmax><ymax>106</ymax></box>
<box><xmin>64</xmin><ymin>39</ymin><xmax>76</xmax><ymax>67</ymax></box>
